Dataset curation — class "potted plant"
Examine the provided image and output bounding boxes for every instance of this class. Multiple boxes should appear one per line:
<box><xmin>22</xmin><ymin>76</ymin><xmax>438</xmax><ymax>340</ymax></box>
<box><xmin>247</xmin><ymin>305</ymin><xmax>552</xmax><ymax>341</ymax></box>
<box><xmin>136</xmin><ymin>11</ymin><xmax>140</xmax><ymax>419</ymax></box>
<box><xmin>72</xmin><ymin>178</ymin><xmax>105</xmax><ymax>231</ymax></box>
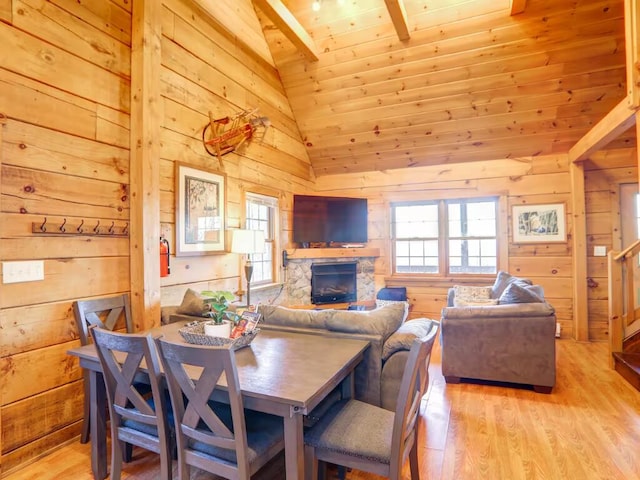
<box><xmin>200</xmin><ymin>290</ymin><xmax>239</xmax><ymax>337</ymax></box>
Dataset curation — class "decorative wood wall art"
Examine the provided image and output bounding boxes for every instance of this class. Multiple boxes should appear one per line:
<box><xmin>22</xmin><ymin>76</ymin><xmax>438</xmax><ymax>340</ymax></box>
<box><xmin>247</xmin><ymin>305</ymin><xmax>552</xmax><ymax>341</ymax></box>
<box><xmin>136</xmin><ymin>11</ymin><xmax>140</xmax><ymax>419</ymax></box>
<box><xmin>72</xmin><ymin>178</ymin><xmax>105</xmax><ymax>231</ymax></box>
<box><xmin>201</xmin><ymin>108</ymin><xmax>269</xmax><ymax>162</ymax></box>
<box><xmin>175</xmin><ymin>162</ymin><xmax>226</xmax><ymax>256</ymax></box>
<box><xmin>512</xmin><ymin>203</ymin><xmax>566</xmax><ymax>243</ymax></box>
<box><xmin>31</xmin><ymin>217</ymin><xmax>129</xmax><ymax>237</ymax></box>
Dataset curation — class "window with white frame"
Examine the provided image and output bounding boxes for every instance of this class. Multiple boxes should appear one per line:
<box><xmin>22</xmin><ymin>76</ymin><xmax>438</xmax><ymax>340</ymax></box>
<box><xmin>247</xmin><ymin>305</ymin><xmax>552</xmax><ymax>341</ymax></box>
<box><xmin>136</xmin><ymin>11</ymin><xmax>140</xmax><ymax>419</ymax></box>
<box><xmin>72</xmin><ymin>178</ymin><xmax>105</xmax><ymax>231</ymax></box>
<box><xmin>246</xmin><ymin>192</ymin><xmax>278</xmax><ymax>284</ymax></box>
<box><xmin>392</xmin><ymin>198</ymin><xmax>498</xmax><ymax>275</ymax></box>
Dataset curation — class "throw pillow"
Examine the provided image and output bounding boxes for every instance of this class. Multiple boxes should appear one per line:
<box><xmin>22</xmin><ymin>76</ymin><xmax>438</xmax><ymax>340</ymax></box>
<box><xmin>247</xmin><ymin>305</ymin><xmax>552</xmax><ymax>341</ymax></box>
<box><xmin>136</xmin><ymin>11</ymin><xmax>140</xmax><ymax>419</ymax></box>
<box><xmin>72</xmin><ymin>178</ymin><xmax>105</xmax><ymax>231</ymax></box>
<box><xmin>258</xmin><ymin>305</ymin><xmax>334</xmax><ymax>329</ymax></box>
<box><xmin>498</xmin><ymin>281</ymin><xmax>544</xmax><ymax>304</ymax></box>
<box><xmin>176</xmin><ymin>288</ymin><xmax>210</xmax><ymax>316</ymax></box>
<box><xmin>326</xmin><ymin>303</ymin><xmax>405</xmax><ymax>339</ymax></box>
<box><xmin>376</xmin><ymin>287</ymin><xmax>407</xmax><ymax>301</ymax></box>
<box><xmin>375</xmin><ymin>299</ymin><xmax>410</xmax><ymax>323</ymax></box>
<box><xmin>453</xmin><ymin>297</ymin><xmax>500</xmax><ymax>307</ymax></box>
<box><xmin>453</xmin><ymin>285</ymin><xmax>493</xmax><ymax>306</ymax></box>
<box><xmin>491</xmin><ymin>271</ymin><xmax>532</xmax><ymax>298</ymax></box>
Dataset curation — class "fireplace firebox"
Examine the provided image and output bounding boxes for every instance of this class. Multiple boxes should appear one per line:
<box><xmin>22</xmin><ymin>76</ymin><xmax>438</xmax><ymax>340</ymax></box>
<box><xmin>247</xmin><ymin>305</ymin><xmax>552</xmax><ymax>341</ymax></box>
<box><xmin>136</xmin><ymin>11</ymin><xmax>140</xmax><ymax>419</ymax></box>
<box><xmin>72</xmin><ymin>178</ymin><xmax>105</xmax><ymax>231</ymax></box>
<box><xmin>311</xmin><ymin>262</ymin><xmax>357</xmax><ymax>304</ymax></box>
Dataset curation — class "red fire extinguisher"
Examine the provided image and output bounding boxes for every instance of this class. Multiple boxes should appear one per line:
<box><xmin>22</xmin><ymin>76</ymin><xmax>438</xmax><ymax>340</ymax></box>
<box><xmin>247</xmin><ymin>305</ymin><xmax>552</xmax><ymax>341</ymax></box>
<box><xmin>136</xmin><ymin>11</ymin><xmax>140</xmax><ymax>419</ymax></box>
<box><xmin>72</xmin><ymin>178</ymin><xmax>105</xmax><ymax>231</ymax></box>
<box><xmin>160</xmin><ymin>236</ymin><xmax>170</xmax><ymax>277</ymax></box>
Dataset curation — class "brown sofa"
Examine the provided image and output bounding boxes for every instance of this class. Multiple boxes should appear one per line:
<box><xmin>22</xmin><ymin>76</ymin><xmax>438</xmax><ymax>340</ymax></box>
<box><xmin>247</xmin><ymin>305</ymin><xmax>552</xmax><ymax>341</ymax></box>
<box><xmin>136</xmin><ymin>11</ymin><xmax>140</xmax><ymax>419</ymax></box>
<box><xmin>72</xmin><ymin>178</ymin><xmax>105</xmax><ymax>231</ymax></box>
<box><xmin>256</xmin><ymin>303</ymin><xmax>438</xmax><ymax>411</ymax></box>
<box><xmin>440</xmin><ymin>272</ymin><xmax>556</xmax><ymax>393</ymax></box>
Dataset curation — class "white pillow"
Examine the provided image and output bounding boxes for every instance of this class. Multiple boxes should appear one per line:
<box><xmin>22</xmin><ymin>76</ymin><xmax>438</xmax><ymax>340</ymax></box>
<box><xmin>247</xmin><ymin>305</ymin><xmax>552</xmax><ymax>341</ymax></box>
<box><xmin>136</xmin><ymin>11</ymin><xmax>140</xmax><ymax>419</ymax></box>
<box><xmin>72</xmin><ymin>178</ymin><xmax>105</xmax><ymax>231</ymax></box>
<box><xmin>453</xmin><ymin>285</ymin><xmax>495</xmax><ymax>307</ymax></box>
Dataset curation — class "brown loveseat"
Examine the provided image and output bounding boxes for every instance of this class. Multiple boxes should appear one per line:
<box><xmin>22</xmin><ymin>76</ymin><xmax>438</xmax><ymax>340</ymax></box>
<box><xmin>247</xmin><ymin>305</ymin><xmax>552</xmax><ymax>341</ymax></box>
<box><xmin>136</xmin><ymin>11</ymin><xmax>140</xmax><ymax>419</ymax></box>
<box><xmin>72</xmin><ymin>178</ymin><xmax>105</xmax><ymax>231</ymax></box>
<box><xmin>440</xmin><ymin>271</ymin><xmax>556</xmax><ymax>393</ymax></box>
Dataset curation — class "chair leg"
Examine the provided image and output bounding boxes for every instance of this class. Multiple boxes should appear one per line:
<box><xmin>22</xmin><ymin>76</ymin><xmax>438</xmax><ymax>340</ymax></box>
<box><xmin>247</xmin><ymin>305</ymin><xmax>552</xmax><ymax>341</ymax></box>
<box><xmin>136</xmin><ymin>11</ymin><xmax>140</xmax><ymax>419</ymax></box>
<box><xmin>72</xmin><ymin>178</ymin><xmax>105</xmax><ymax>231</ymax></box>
<box><xmin>409</xmin><ymin>441</ymin><xmax>420</xmax><ymax>480</ymax></box>
<box><xmin>80</xmin><ymin>373</ymin><xmax>91</xmax><ymax>444</ymax></box>
<box><xmin>110</xmin><ymin>436</ymin><xmax>124</xmax><ymax>480</ymax></box>
<box><xmin>159</xmin><ymin>440</ymin><xmax>173</xmax><ymax>480</ymax></box>
<box><xmin>123</xmin><ymin>442</ymin><xmax>133</xmax><ymax>462</ymax></box>
<box><xmin>304</xmin><ymin>444</ymin><xmax>319</xmax><ymax>480</ymax></box>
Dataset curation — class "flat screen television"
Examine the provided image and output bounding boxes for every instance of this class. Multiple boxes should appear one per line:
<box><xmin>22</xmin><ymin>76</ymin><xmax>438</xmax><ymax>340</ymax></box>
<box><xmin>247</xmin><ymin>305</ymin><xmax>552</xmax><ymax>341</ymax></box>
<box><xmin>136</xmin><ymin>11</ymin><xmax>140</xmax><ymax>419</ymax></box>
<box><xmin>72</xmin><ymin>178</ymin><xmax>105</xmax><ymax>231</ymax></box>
<box><xmin>293</xmin><ymin>194</ymin><xmax>368</xmax><ymax>245</ymax></box>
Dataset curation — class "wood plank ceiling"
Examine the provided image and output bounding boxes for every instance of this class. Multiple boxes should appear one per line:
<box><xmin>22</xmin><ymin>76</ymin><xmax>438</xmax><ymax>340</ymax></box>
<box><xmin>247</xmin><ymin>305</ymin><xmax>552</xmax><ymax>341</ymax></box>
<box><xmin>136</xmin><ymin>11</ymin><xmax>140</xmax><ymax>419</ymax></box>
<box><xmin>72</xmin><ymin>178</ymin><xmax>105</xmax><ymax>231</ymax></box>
<box><xmin>254</xmin><ymin>0</ymin><xmax>632</xmax><ymax>176</ymax></box>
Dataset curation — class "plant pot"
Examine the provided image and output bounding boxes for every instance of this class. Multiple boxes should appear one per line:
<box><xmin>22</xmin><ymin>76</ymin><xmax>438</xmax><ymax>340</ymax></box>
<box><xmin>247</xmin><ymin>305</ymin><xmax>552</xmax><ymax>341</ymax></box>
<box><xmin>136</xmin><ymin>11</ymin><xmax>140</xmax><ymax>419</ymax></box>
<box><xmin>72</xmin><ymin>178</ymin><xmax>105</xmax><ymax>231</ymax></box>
<box><xmin>203</xmin><ymin>320</ymin><xmax>232</xmax><ymax>338</ymax></box>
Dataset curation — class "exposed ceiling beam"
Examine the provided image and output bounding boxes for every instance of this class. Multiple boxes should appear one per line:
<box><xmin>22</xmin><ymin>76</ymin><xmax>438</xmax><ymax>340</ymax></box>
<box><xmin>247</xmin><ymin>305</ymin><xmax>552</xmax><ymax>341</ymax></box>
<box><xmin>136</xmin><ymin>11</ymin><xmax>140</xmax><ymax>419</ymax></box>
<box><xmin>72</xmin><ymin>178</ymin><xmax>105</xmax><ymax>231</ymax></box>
<box><xmin>568</xmin><ymin>97</ymin><xmax>637</xmax><ymax>163</ymax></box>
<box><xmin>252</xmin><ymin>0</ymin><xmax>319</xmax><ymax>62</ymax></box>
<box><xmin>510</xmin><ymin>0</ymin><xmax>527</xmax><ymax>15</ymax></box>
<box><xmin>384</xmin><ymin>0</ymin><xmax>410</xmax><ymax>41</ymax></box>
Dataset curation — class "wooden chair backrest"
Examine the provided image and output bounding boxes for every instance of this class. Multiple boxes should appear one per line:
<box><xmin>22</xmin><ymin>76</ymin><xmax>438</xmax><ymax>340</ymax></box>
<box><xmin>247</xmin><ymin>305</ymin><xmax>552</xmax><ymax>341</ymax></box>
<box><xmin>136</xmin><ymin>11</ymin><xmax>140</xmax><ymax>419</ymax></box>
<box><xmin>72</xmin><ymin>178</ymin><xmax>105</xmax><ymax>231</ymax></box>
<box><xmin>73</xmin><ymin>294</ymin><xmax>133</xmax><ymax>345</ymax></box>
<box><xmin>390</xmin><ymin>321</ymin><xmax>439</xmax><ymax>475</ymax></box>
<box><xmin>156</xmin><ymin>338</ymin><xmax>252</xmax><ymax>478</ymax></box>
<box><xmin>90</xmin><ymin>327</ymin><xmax>171</xmax><ymax>446</ymax></box>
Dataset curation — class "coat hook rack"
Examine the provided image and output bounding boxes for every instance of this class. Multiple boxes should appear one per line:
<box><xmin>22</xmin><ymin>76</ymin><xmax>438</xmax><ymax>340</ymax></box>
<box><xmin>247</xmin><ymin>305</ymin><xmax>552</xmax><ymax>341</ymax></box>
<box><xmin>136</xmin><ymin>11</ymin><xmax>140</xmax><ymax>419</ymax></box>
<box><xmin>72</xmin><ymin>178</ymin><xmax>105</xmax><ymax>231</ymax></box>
<box><xmin>31</xmin><ymin>217</ymin><xmax>129</xmax><ymax>237</ymax></box>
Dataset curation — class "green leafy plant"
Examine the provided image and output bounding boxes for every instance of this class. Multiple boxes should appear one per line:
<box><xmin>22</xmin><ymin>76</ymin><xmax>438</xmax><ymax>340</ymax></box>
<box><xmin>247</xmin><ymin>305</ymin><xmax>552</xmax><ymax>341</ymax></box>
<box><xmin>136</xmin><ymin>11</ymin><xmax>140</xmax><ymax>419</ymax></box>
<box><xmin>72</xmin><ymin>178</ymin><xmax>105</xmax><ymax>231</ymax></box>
<box><xmin>200</xmin><ymin>290</ymin><xmax>240</xmax><ymax>324</ymax></box>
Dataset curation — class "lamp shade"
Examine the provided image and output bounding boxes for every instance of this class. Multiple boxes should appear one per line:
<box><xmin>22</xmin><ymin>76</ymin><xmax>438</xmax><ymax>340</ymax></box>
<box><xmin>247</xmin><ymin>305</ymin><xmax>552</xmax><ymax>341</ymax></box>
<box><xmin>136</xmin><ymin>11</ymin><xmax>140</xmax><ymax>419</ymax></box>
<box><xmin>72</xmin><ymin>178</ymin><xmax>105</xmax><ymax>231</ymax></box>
<box><xmin>231</xmin><ymin>229</ymin><xmax>265</xmax><ymax>255</ymax></box>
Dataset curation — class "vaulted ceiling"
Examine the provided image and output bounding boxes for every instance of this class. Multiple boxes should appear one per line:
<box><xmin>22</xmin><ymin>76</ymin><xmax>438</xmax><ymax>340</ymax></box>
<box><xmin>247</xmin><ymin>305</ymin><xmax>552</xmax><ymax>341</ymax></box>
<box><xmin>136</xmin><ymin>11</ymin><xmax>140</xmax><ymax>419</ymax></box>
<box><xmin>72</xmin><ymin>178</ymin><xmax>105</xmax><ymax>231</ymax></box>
<box><xmin>254</xmin><ymin>0</ymin><xmax>632</xmax><ymax>176</ymax></box>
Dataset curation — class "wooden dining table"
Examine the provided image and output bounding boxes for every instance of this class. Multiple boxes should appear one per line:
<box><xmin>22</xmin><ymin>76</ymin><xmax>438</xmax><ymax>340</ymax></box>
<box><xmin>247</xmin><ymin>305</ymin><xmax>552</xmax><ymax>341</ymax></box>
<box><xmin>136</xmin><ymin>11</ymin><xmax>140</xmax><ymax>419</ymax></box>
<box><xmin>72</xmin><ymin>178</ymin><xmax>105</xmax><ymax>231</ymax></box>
<box><xmin>67</xmin><ymin>321</ymin><xmax>370</xmax><ymax>480</ymax></box>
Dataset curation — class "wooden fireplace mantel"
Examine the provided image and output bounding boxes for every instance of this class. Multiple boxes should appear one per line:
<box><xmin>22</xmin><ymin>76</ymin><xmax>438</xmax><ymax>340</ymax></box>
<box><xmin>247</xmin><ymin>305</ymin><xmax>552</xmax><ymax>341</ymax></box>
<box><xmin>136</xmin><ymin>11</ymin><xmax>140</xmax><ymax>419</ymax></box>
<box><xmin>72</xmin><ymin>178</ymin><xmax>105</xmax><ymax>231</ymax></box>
<box><xmin>284</xmin><ymin>247</ymin><xmax>380</xmax><ymax>260</ymax></box>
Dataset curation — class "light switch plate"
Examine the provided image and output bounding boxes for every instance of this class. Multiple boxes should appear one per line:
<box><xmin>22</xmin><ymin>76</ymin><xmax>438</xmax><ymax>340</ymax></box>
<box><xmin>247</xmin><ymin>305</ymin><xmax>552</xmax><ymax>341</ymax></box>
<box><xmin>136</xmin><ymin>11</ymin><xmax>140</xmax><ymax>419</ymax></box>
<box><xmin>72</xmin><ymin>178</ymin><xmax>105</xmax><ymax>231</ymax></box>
<box><xmin>2</xmin><ymin>261</ymin><xmax>45</xmax><ymax>284</ymax></box>
<box><xmin>594</xmin><ymin>246</ymin><xmax>607</xmax><ymax>257</ymax></box>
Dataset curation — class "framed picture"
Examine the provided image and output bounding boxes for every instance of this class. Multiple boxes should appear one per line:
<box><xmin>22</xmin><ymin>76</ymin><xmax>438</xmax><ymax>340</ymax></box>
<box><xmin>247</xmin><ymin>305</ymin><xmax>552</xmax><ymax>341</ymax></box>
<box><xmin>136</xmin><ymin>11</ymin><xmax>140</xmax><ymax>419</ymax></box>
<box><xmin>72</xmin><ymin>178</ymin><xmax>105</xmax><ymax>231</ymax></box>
<box><xmin>175</xmin><ymin>163</ymin><xmax>226</xmax><ymax>255</ymax></box>
<box><xmin>512</xmin><ymin>203</ymin><xmax>566</xmax><ymax>243</ymax></box>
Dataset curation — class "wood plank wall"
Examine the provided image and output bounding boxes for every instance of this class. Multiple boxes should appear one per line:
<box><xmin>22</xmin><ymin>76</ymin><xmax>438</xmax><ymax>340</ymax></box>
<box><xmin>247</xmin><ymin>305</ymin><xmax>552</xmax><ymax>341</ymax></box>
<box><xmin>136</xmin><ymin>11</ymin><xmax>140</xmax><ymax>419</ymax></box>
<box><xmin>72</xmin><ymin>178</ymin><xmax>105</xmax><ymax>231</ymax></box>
<box><xmin>585</xmin><ymin>148</ymin><xmax>638</xmax><ymax>341</ymax></box>
<box><xmin>0</xmin><ymin>0</ymin><xmax>311</xmax><ymax>474</ymax></box>
<box><xmin>0</xmin><ymin>0</ymin><xmax>133</xmax><ymax>473</ymax></box>
<box><xmin>313</xmin><ymin>154</ymin><xmax>577</xmax><ymax>336</ymax></box>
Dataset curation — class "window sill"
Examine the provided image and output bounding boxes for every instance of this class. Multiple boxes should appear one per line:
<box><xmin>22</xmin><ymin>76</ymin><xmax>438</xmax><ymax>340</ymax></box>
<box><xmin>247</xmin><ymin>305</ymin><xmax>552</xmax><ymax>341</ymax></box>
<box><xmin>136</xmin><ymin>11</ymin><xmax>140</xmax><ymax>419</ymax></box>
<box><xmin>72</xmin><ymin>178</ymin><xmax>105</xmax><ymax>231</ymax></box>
<box><xmin>385</xmin><ymin>274</ymin><xmax>496</xmax><ymax>288</ymax></box>
<box><xmin>251</xmin><ymin>282</ymin><xmax>284</xmax><ymax>292</ymax></box>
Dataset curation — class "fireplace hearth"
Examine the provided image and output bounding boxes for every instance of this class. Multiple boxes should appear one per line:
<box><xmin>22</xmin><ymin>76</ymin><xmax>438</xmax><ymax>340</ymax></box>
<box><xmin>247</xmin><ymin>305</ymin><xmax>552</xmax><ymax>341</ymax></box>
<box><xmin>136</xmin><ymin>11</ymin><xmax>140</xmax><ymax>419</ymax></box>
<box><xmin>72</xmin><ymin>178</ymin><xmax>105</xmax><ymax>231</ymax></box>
<box><xmin>311</xmin><ymin>262</ymin><xmax>357</xmax><ymax>304</ymax></box>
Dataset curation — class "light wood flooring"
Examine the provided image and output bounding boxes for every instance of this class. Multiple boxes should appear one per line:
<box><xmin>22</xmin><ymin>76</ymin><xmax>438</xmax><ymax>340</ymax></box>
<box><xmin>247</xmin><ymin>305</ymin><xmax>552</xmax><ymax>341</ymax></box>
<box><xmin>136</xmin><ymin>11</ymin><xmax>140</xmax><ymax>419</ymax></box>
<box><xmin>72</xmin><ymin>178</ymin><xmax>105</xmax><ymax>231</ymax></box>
<box><xmin>4</xmin><ymin>338</ymin><xmax>640</xmax><ymax>480</ymax></box>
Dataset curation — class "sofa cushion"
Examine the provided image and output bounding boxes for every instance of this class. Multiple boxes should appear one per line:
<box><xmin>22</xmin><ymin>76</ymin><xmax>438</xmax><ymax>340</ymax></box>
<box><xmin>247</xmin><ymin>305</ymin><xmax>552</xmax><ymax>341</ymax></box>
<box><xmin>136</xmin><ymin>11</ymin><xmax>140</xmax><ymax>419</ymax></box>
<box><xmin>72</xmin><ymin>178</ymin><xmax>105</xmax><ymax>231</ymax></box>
<box><xmin>326</xmin><ymin>303</ymin><xmax>405</xmax><ymax>339</ymax></box>
<box><xmin>498</xmin><ymin>281</ymin><xmax>544</xmax><ymax>304</ymax></box>
<box><xmin>491</xmin><ymin>271</ymin><xmax>532</xmax><ymax>299</ymax></box>
<box><xmin>258</xmin><ymin>305</ymin><xmax>334</xmax><ymax>329</ymax></box>
<box><xmin>452</xmin><ymin>285</ymin><xmax>497</xmax><ymax>306</ymax></box>
<box><xmin>442</xmin><ymin>302</ymin><xmax>555</xmax><ymax>318</ymax></box>
<box><xmin>382</xmin><ymin>318</ymin><xmax>437</xmax><ymax>361</ymax></box>
<box><xmin>176</xmin><ymin>288</ymin><xmax>210</xmax><ymax>317</ymax></box>
<box><xmin>375</xmin><ymin>299</ymin><xmax>410</xmax><ymax>323</ymax></box>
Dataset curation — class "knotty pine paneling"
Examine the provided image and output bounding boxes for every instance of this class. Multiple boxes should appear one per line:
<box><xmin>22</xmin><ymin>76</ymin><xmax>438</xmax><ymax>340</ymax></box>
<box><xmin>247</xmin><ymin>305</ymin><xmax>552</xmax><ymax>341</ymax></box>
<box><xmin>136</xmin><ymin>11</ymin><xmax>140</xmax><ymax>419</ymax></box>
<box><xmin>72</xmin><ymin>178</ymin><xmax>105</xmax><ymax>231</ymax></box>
<box><xmin>0</xmin><ymin>301</ymin><xmax>79</xmax><ymax>357</ymax></box>
<box><xmin>1</xmin><ymin>382</ymin><xmax>84</xmax><ymax>453</ymax></box>
<box><xmin>12</xmin><ymin>0</ymin><xmax>131</xmax><ymax>78</ymax></box>
<box><xmin>0</xmin><ymin>341</ymin><xmax>82</xmax><ymax>406</ymax></box>
<box><xmin>583</xmin><ymin>155</ymin><xmax>637</xmax><ymax>341</ymax></box>
<box><xmin>261</xmin><ymin>0</ymin><xmax>628</xmax><ymax>175</ymax></box>
<box><xmin>1</xmin><ymin>165</ymin><xmax>129</xmax><ymax>220</ymax></box>
<box><xmin>0</xmin><ymin>257</ymin><xmax>131</xmax><ymax>309</ymax></box>
<box><xmin>2</xmin><ymin>121</ymin><xmax>129</xmax><ymax>183</ymax></box>
<box><xmin>0</xmin><ymin>22</ymin><xmax>129</xmax><ymax>112</ymax></box>
<box><xmin>0</xmin><ymin>0</ymin><xmax>9</xmax><ymax>23</ymax></box>
<box><xmin>0</xmin><ymin>424</ymin><xmax>82</xmax><ymax>475</ymax></box>
<box><xmin>49</xmin><ymin>0</ymin><xmax>132</xmax><ymax>45</ymax></box>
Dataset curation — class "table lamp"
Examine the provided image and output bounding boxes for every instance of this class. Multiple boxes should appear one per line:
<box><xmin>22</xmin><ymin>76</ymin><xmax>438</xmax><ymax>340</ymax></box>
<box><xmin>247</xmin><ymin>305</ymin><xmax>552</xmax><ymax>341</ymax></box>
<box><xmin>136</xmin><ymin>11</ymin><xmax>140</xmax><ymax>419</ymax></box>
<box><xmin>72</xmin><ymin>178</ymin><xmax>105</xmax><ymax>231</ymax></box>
<box><xmin>231</xmin><ymin>229</ymin><xmax>265</xmax><ymax>307</ymax></box>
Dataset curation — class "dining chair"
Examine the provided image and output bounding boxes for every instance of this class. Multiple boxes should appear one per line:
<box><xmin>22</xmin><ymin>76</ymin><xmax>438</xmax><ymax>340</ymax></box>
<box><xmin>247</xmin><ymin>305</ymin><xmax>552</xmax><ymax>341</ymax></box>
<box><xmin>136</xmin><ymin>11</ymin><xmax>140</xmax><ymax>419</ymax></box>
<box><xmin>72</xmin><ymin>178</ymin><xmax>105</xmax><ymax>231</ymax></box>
<box><xmin>303</xmin><ymin>321</ymin><xmax>439</xmax><ymax>480</ymax></box>
<box><xmin>73</xmin><ymin>293</ymin><xmax>134</xmax><ymax>444</ymax></box>
<box><xmin>91</xmin><ymin>327</ymin><xmax>174</xmax><ymax>480</ymax></box>
<box><xmin>155</xmin><ymin>337</ymin><xmax>285</xmax><ymax>480</ymax></box>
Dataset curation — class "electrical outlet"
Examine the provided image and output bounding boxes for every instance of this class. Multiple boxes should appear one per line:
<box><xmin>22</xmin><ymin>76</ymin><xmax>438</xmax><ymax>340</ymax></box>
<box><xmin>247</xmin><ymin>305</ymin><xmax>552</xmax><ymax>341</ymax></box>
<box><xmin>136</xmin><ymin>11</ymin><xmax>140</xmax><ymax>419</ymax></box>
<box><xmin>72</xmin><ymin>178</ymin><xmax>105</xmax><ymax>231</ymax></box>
<box><xmin>2</xmin><ymin>261</ymin><xmax>45</xmax><ymax>284</ymax></box>
<box><xmin>594</xmin><ymin>246</ymin><xmax>607</xmax><ymax>257</ymax></box>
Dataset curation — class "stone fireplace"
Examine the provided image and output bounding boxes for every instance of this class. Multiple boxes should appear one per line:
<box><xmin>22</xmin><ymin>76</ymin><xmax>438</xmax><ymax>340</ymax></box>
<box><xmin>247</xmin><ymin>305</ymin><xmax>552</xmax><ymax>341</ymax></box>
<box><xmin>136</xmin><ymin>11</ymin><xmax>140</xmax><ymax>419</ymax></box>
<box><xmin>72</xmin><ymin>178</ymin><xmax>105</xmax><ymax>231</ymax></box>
<box><xmin>283</xmin><ymin>250</ymin><xmax>378</xmax><ymax>306</ymax></box>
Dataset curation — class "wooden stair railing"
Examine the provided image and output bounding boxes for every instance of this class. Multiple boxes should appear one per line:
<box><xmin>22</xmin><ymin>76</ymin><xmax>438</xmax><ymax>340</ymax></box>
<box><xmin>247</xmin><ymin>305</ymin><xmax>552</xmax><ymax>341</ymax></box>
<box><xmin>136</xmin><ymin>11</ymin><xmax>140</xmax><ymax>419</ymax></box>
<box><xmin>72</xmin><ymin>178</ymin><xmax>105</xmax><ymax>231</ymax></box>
<box><xmin>608</xmin><ymin>241</ymin><xmax>640</xmax><ymax>392</ymax></box>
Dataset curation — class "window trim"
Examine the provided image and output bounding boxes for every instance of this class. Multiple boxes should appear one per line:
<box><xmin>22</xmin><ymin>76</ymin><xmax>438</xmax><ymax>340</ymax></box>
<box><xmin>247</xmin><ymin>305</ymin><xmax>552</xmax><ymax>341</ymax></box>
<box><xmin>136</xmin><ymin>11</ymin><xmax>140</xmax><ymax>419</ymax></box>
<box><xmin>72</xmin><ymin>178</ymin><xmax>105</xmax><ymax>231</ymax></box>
<box><xmin>244</xmin><ymin>190</ymin><xmax>280</xmax><ymax>286</ymax></box>
<box><xmin>390</xmin><ymin>196</ymin><xmax>507</xmax><ymax>279</ymax></box>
